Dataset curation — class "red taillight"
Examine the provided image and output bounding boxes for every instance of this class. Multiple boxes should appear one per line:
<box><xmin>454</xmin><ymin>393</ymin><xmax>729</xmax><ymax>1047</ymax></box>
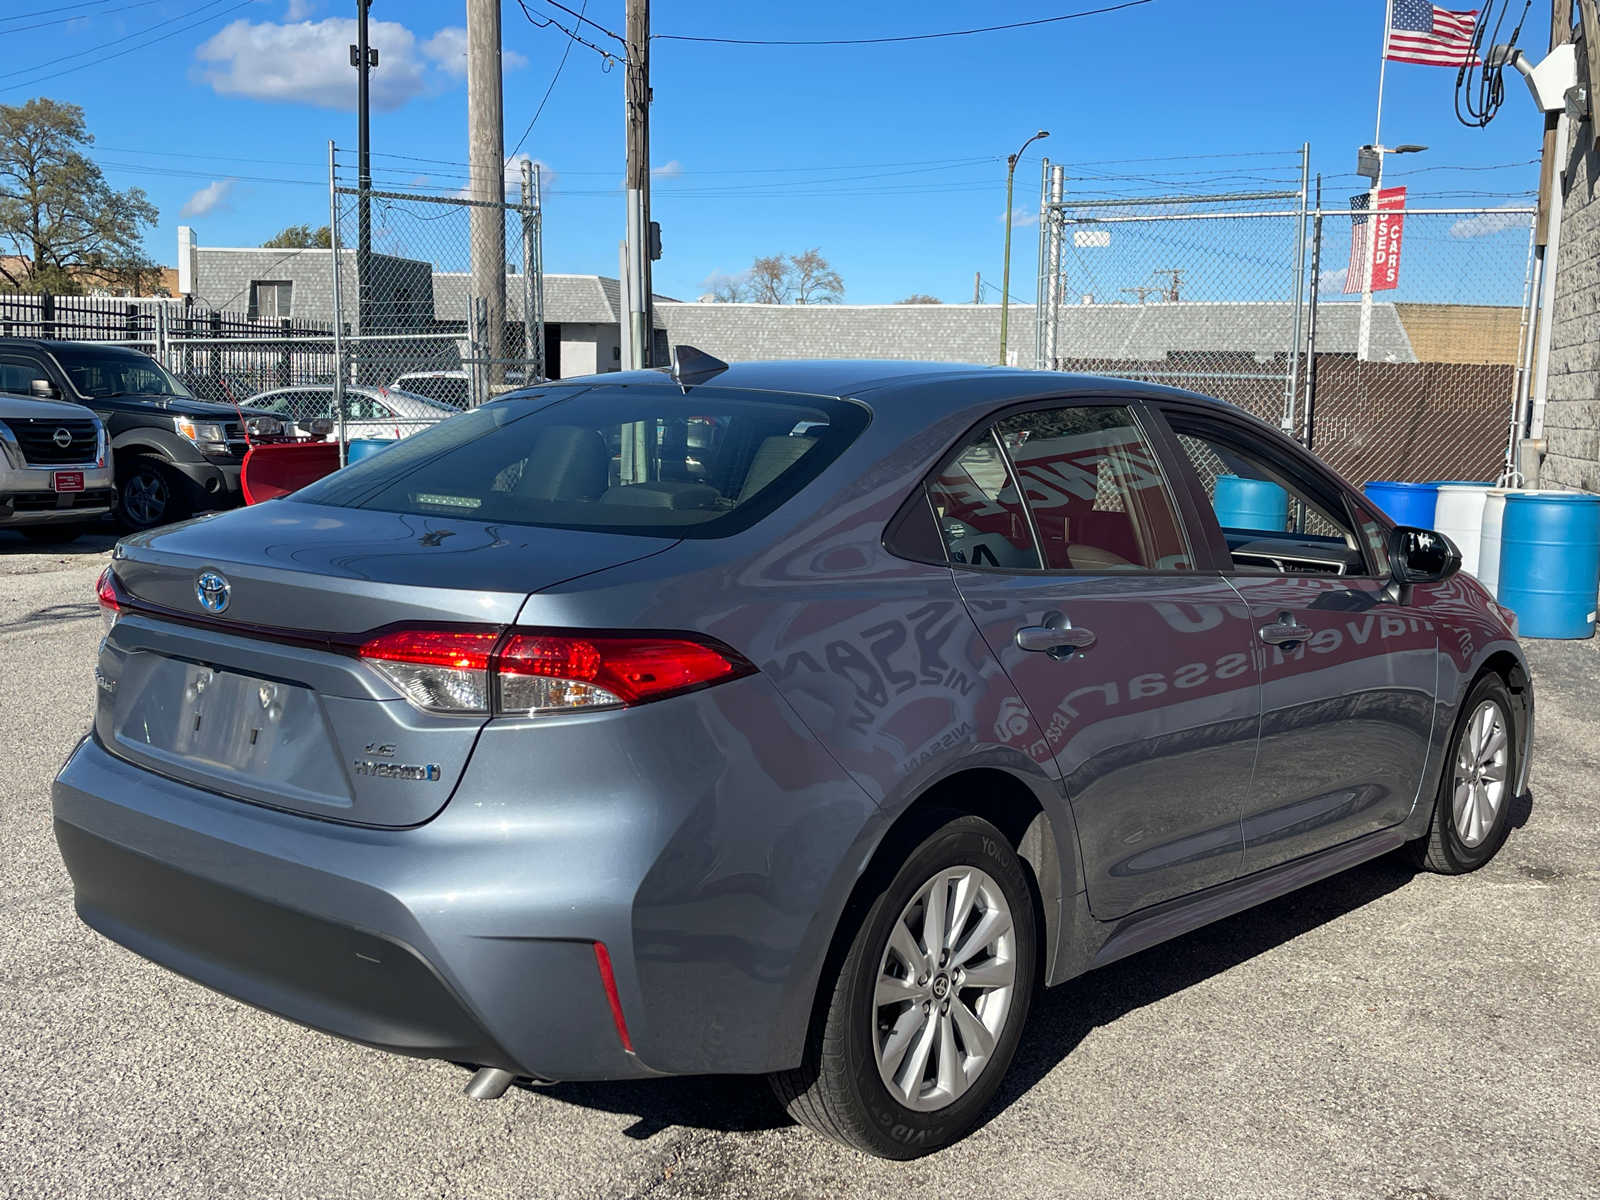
<box><xmin>359</xmin><ymin>628</ymin><xmax>500</xmax><ymax>670</ymax></box>
<box><xmin>355</xmin><ymin>626</ymin><xmax>754</xmax><ymax>716</ymax></box>
<box><xmin>497</xmin><ymin>633</ymin><xmax>753</xmax><ymax>714</ymax></box>
<box><xmin>96</xmin><ymin>567</ymin><xmax>119</xmax><ymax>613</ymax></box>
<box><xmin>358</xmin><ymin>628</ymin><xmax>503</xmax><ymax>715</ymax></box>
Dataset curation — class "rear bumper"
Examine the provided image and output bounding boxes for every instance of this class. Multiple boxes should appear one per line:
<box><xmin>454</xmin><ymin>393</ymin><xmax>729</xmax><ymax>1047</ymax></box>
<box><xmin>52</xmin><ymin>736</ymin><xmax>651</xmax><ymax>1081</ymax></box>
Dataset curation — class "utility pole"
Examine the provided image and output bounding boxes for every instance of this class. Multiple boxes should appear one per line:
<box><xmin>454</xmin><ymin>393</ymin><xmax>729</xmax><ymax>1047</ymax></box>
<box><xmin>467</xmin><ymin>0</ymin><xmax>507</xmax><ymax>398</ymax></box>
<box><xmin>624</xmin><ymin>0</ymin><xmax>653</xmax><ymax>368</ymax></box>
<box><xmin>353</xmin><ymin>0</ymin><xmax>374</xmax><ymax>341</ymax></box>
<box><xmin>974</xmin><ymin>272</ymin><xmax>981</xmax><ymax>304</ymax></box>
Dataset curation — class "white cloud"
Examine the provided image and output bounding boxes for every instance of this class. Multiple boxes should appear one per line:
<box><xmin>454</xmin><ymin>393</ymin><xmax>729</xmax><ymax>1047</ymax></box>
<box><xmin>1450</xmin><ymin>205</ymin><xmax>1532</xmax><ymax>239</ymax></box>
<box><xmin>420</xmin><ymin>28</ymin><xmax>527</xmax><ymax>78</ymax></box>
<box><xmin>998</xmin><ymin>205</ymin><xmax>1039</xmax><ymax>227</ymax></box>
<box><xmin>1318</xmin><ymin>265</ymin><xmax>1349</xmax><ymax>294</ymax></box>
<box><xmin>180</xmin><ymin>179</ymin><xmax>237</xmax><ymax>218</ymax></box>
<box><xmin>652</xmin><ymin>160</ymin><xmax>684</xmax><ymax>180</ymax></box>
<box><xmin>284</xmin><ymin>0</ymin><xmax>315</xmax><ymax>19</ymax></box>
<box><xmin>195</xmin><ymin>17</ymin><xmax>458</xmax><ymax>111</ymax></box>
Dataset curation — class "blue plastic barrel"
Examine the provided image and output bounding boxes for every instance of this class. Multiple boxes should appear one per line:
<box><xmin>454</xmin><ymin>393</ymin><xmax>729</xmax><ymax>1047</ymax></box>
<box><xmin>1498</xmin><ymin>491</ymin><xmax>1600</xmax><ymax>638</ymax></box>
<box><xmin>346</xmin><ymin>438</ymin><xmax>393</xmax><ymax>463</ymax></box>
<box><xmin>1365</xmin><ymin>480</ymin><xmax>1440</xmax><ymax>528</ymax></box>
<box><xmin>1213</xmin><ymin>475</ymin><xmax>1288</xmax><ymax>531</ymax></box>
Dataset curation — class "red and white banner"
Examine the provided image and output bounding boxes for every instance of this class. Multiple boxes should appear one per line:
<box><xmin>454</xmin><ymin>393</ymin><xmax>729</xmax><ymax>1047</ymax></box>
<box><xmin>1344</xmin><ymin>185</ymin><xmax>1407</xmax><ymax>294</ymax></box>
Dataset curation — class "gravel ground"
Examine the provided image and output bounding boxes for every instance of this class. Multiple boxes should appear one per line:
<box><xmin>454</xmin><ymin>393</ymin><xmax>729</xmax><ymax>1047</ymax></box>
<box><xmin>2</xmin><ymin>528</ymin><xmax>1596</xmax><ymax>1200</ymax></box>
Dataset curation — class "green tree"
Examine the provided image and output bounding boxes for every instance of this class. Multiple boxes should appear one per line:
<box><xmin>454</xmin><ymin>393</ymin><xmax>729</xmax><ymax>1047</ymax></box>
<box><xmin>896</xmin><ymin>293</ymin><xmax>943</xmax><ymax>305</ymax></box>
<box><xmin>0</xmin><ymin>97</ymin><xmax>158</xmax><ymax>294</ymax></box>
<box><xmin>263</xmin><ymin>223</ymin><xmax>332</xmax><ymax>249</ymax></box>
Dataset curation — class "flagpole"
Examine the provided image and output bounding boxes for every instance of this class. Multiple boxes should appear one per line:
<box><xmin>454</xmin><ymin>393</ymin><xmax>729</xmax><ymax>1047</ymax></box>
<box><xmin>1359</xmin><ymin>0</ymin><xmax>1391</xmax><ymax>362</ymax></box>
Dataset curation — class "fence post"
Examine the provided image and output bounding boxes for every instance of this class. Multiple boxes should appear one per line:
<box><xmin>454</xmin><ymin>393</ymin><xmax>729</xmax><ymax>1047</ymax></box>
<box><xmin>1283</xmin><ymin>142</ymin><xmax>1310</xmax><ymax>435</ymax></box>
<box><xmin>1303</xmin><ymin>179</ymin><xmax>1324</xmax><ymax>451</ymax></box>
<box><xmin>279</xmin><ymin>317</ymin><xmax>293</xmax><ymax>389</ymax></box>
<box><xmin>208</xmin><ymin>310</ymin><xmax>222</xmax><ymax>381</ymax></box>
<box><xmin>125</xmin><ymin>302</ymin><xmax>138</xmax><ymax>344</ymax></box>
<box><xmin>520</xmin><ymin>158</ymin><xmax>536</xmax><ymax>384</ymax></box>
<box><xmin>41</xmin><ymin>291</ymin><xmax>55</xmax><ymax>339</ymax></box>
<box><xmin>328</xmin><ymin>140</ymin><xmax>348</xmax><ymax>466</ymax></box>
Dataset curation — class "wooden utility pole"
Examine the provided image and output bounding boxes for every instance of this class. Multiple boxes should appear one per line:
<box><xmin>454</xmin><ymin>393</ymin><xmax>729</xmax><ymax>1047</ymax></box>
<box><xmin>624</xmin><ymin>0</ymin><xmax>653</xmax><ymax>368</ymax></box>
<box><xmin>467</xmin><ymin>0</ymin><xmax>507</xmax><ymax>394</ymax></box>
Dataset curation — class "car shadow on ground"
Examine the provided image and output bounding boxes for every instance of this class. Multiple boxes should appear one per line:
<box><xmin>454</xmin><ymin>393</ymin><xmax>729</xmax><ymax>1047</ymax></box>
<box><xmin>0</xmin><ymin>529</ymin><xmax>120</xmax><ymax>557</ymax></box>
<box><xmin>500</xmin><ymin>805</ymin><xmax>1535</xmax><ymax>1143</ymax></box>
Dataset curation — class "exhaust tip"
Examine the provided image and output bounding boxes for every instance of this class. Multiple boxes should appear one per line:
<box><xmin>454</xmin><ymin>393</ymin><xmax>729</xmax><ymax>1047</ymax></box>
<box><xmin>464</xmin><ymin>1066</ymin><xmax>516</xmax><ymax>1100</ymax></box>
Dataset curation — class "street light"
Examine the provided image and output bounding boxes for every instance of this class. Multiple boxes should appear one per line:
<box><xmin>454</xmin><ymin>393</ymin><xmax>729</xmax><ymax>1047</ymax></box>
<box><xmin>1354</xmin><ymin>142</ymin><xmax>1425</xmax><ymax>361</ymax></box>
<box><xmin>999</xmin><ymin>129</ymin><xmax>1049</xmax><ymax>366</ymax></box>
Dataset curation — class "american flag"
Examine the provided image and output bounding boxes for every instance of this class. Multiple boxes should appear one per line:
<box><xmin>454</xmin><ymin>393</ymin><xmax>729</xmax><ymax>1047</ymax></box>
<box><xmin>1344</xmin><ymin>194</ymin><xmax>1371</xmax><ymax>295</ymax></box>
<box><xmin>1386</xmin><ymin>0</ymin><xmax>1481</xmax><ymax>67</ymax></box>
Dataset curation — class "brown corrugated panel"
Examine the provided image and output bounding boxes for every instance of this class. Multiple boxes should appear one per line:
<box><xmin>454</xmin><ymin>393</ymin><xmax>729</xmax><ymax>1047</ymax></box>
<box><xmin>1311</xmin><ymin>359</ymin><xmax>1514</xmax><ymax>487</ymax></box>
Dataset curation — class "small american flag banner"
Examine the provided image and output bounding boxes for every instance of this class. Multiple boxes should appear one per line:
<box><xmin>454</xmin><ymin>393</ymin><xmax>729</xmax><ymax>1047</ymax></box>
<box><xmin>1386</xmin><ymin>0</ymin><xmax>1481</xmax><ymax>67</ymax></box>
<box><xmin>1344</xmin><ymin>187</ymin><xmax>1408</xmax><ymax>294</ymax></box>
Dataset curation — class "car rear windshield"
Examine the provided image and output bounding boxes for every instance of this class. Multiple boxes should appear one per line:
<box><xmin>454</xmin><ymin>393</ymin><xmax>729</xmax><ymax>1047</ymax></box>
<box><xmin>51</xmin><ymin>347</ymin><xmax>192</xmax><ymax>399</ymax></box>
<box><xmin>291</xmin><ymin>385</ymin><xmax>870</xmax><ymax>538</ymax></box>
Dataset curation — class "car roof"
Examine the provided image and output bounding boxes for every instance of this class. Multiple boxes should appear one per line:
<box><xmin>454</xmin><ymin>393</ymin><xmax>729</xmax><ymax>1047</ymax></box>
<box><xmin>564</xmin><ymin>359</ymin><xmax>1237</xmax><ymax>418</ymax></box>
<box><xmin>0</xmin><ymin>338</ymin><xmax>153</xmax><ymax>356</ymax></box>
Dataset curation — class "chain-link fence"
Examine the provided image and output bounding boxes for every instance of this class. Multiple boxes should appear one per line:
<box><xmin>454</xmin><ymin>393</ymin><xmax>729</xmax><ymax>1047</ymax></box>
<box><xmin>330</xmin><ymin>147</ymin><xmax>545</xmax><ymax>425</ymax></box>
<box><xmin>1035</xmin><ymin>171</ymin><xmax>1536</xmax><ymax>488</ymax></box>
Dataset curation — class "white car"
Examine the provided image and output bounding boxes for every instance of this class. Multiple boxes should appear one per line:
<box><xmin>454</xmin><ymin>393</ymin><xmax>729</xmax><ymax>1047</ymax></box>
<box><xmin>241</xmin><ymin>385</ymin><xmax>458</xmax><ymax>442</ymax></box>
<box><xmin>391</xmin><ymin>370</ymin><xmax>536</xmax><ymax>410</ymax></box>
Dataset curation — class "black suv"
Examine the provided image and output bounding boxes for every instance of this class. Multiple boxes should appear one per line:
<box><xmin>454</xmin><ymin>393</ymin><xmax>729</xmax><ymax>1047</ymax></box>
<box><xmin>0</xmin><ymin>340</ymin><xmax>248</xmax><ymax>530</ymax></box>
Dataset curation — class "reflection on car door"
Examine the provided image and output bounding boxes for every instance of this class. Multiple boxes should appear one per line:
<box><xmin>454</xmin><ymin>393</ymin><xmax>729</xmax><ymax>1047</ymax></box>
<box><xmin>936</xmin><ymin>404</ymin><xmax>1262</xmax><ymax>920</ymax></box>
<box><xmin>1155</xmin><ymin>406</ymin><xmax>1438</xmax><ymax>874</ymax></box>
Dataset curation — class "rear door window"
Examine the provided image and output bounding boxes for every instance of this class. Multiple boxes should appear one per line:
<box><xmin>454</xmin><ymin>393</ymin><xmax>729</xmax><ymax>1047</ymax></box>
<box><xmin>997</xmin><ymin>405</ymin><xmax>1190</xmax><ymax>570</ymax></box>
<box><xmin>292</xmin><ymin>385</ymin><xmax>869</xmax><ymax>538</ymax></box>
<box><xmin>928</xmin><ymin>430</ymin><xmax>1042</xmax><ymax>569</ymax></box>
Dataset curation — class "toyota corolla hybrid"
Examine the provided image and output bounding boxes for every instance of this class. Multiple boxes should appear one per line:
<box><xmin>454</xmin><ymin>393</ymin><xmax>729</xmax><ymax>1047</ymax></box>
<box><xmin>54</xmin><ymin>357</ymin><xmax>1530</xmax><ymax>1158</ymax></box>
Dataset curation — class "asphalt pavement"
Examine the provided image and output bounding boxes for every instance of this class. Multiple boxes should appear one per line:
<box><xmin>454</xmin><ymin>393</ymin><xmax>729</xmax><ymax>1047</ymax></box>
<box><xmin>2</xmin><ymin>527</ymin><xmax>1597</xmax><ymax>1200</ymax></box>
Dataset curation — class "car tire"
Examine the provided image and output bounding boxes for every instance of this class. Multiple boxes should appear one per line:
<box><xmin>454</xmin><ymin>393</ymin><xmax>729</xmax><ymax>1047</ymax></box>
<box><xmin>770</xmin><ymin>810</ymin><xmax>1037</xmax><ymax>1159</ymax></box>
<box><xmin>117</xmin><ymin>454</ymin><xmax>192</xmax><ymax>532</ymax></box>
<box><xmin>1406</xmin><ymin>673</ymin><xmax>1519</xmax><ymax>874</ymax></box>
<box><xmin>18</xmin><ymin>524</ymin><xmax>89</xmax><ymax>545</ymax></box>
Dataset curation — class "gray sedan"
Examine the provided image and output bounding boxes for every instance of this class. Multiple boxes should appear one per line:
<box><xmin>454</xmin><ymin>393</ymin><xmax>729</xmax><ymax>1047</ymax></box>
<box><xmin>55</xmin><ymin>358</ymin><xmax>1530</xmax><ymax>1158</ymax></box>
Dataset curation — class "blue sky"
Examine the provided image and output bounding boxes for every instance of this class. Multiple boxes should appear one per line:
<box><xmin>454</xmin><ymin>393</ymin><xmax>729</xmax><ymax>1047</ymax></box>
<box><xmin>3</xmin><ymin>0</ymin><xmax>1544</xmax><ymax>303</ymax></box>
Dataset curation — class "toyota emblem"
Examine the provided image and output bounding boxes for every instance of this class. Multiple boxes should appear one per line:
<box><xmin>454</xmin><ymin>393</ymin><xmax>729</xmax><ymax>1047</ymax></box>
<box><xmin>195</xmin><ymin>571</ymin><xmax>230</xmax><ymax>614</ymax></box>
<box><xmin>52</xmin><ymin>427</ymin><xmax>72</xmax><ymax>448</ymax></box>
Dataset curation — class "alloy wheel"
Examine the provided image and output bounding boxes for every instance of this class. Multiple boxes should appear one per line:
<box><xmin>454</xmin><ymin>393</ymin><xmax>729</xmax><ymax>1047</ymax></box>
<box><xmin>1453</xmin><ymin>699</ymin><xmax>1509</xmax><ymax>848</ymax></box>
<box><xmin>123</xmin><ymin>471</ymin><xmax>168</xmax><ymax>527</ymax></box>
<box><xmin>873</xmin><ymin>865</ymin><xmax>1017</xmax><ymax>1111</ymax></box>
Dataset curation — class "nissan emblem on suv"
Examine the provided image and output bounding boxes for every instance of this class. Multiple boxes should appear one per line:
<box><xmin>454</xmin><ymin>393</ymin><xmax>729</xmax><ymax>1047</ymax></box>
<box><xmin>53</xmin><ymin>427</ymin><xmax>72</xmax><ymax>448</ymax></box>
<box><xmin>195</xmin><ymin>572</ymin><xmax>230</xmax><ymax>614</ymax></box>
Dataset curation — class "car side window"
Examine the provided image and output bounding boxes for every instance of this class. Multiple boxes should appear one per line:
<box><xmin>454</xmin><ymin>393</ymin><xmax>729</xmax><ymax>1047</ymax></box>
<box><xmin>1167</xmin><ymin>416</ymin><xmax>1369</xmax><ymax>576</ymax></box>
<box><xmin>927</xmin><ymin>429</ymin><xmax>1042</xmax><ymax>570</ymax></box>
<box><xmin>995</xmin><ymin>405</ymin><xmax>1191</xmax><ymax>571</ymax></box>
<box><xmin>0</xmin><ymin>356</ymin><xmax>51</xmax><ymax>396</ymax></box>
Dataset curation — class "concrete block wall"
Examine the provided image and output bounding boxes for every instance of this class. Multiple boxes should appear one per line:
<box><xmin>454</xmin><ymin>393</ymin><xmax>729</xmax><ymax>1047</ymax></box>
<box><xmin>1545</xmin><ymin>100</ymin><xmax>1600</xmax><ymax>493</ymax></box>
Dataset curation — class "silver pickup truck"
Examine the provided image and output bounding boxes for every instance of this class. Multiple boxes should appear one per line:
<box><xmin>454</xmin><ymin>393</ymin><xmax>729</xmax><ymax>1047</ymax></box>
<box><xmin>0</xmin><ymin>391</ymin><xmax>114</xmax><ymax>544</ymax></box>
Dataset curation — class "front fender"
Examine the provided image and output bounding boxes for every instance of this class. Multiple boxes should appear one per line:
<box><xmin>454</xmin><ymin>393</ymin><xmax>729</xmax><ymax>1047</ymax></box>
<box><xmin>111</xmin><ymin>428</ymin><xmax>206</xmax><ymax>465</ymax></box>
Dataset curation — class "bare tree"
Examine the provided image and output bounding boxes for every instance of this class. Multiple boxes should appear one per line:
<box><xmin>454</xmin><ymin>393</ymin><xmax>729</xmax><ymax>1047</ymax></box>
<box><xmin>789</xmin><ymin>247</ymin><xmax>843</xmax><ymax>304</ymax></box>
<box><xmin>896</xmin><ymin>293</ymin><xmax>943</xmax><ymax>305</ymax></box>
<box><xmin>0</xmin><ymin>98</ymin><xmax>157</xmax><ymax>294</ymax></box>
<box><xmin>747</xmin><ymin>254</ymin><xmax>789</xmax><ymax>304</ymax></box>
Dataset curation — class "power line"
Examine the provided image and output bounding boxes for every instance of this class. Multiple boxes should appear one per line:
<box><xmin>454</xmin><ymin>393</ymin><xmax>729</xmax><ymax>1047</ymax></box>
<box><xmin>508</xmin><ymin>0</ymin><xmax>590</xmax><ymax>160</ymax></box>
<box><xmin>0</xmin><ymin>0</ymin><xmax>124</xmax><ymax>25</ymax></box>
<box><xmin>1</xmin><ymin>0</ymin><xmax>168</xmax><ymax>35</ymax></box>
<box><xmin>1</xmin><ymin>0</ymin><xmax>251</xmax><ymax>93</ymax></box>
<box><xmin>653</xmin><ymin>0</ymin><xmax>1154</xmax><ymax>45</ymax></box>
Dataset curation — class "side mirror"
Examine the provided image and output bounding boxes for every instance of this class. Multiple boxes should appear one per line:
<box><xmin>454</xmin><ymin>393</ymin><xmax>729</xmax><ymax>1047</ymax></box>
<box><xmin>29</xmin><ymin>377</ymin><xmax>58</xmax><ymax>399</ymax></box>
<box><xmin>1389</xmin><ymin>525</ymin><xmax>1461</xmax><ymax>585</ymax></box>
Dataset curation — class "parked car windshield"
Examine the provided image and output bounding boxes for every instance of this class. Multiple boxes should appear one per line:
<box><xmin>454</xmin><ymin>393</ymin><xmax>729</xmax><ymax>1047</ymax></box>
<box><xmin>395</xmin><ymin>374</ymin><xmax>470</xmax><ymax>408</ymax></box>
<box><xmin>292</xmin><ymin>385</ymin><xmax>870</xmax><ymax>538</ymax></box>
<box><xmin>50</xmin><ymin>347</ymin><xmax>192</xmax><ymax>399</ymax></box>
